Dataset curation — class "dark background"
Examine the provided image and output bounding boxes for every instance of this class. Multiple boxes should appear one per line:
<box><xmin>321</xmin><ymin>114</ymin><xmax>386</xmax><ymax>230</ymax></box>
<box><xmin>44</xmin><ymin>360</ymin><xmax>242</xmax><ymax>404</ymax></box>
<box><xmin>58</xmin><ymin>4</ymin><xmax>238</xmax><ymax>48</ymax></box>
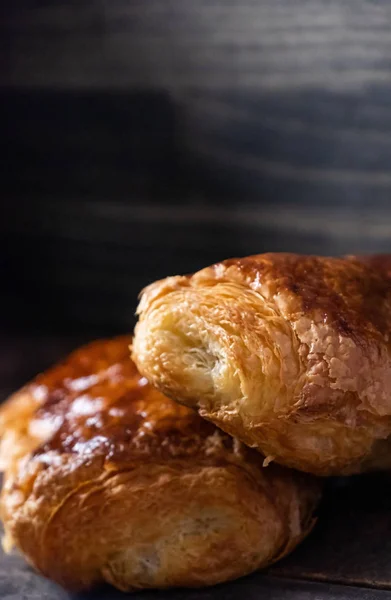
<box><xmin>2</xmin><ymin>2</ymin><xmax>391</xmax><ymax>598</ymax></box>
<box><xmin>2</xmin><ymin>1</ymin><xmax>391</xmax><ymax>338</ymax></box>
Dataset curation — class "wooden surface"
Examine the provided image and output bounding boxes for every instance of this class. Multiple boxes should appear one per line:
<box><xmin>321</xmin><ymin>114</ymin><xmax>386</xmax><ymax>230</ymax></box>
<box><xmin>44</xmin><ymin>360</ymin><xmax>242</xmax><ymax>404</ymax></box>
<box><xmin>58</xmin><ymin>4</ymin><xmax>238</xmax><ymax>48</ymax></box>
<box><xmin>3</xmin><ymin>0</ymin><xmax>391</xmax><ymax>208</ymax></box>
<box><xmin>2</xmin><ymin>1</ymin><xmax>391</xmax><ymax>332</ymax></box>
<box><xmin>2</xmin><ymin>553</ymin><xmax>390</xmax><ymax>600</ymax></box>
<box><xmin>3</xmin><ymin>1</ymin><xmax>391</xmax><ymax>90</ymax></box>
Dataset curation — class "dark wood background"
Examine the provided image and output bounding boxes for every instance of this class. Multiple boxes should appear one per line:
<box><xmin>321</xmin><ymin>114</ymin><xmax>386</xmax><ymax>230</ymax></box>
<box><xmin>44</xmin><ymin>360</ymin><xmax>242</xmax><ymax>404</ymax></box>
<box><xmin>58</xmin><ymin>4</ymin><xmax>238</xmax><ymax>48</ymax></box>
<box><xmin>2</xmin><ymin>0</ymin><xmax>391</xmax><ymax>334</ymax></box>
<box><xmin>2</xmin><ymin>2</ymin><xmax>391</xmax><ymax>598</ymax></box>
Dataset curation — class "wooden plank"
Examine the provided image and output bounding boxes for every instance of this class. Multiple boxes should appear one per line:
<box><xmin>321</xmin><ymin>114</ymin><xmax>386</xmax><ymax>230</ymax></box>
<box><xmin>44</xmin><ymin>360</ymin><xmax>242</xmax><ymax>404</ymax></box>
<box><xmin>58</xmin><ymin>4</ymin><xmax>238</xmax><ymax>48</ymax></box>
<box><xmin>271</xmin><ymin>474</ymin><xmax>391</xmax><ymax>589</ymax></box>
<box><xmin>2</xmin><ymin>2</ymin><xmax>391</xmax><ymax>208</ymax></box>
<box><xmin>2</xmin><ymin>80</ymin><xmax>391</xmax><ymax>226</ymax></box>
<box><xmin>0</xmin><ymin>547</ymin><xmax>390</xmax><ymax>600</ymax></box>
<box><xmin>2</xmin><ymin>193</ymin><xmax>391</xmax><ymax>332</ymax></box>
<box><xmin>2</xmin><ymin>1</ymin><xmax>391</xmax><ymax>90</ymax></box>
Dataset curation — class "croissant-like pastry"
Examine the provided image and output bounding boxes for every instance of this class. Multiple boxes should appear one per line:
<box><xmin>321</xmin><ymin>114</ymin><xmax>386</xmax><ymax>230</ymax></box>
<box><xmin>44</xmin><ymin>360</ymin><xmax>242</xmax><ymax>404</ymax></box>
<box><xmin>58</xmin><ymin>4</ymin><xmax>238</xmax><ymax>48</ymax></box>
<box><xmin>0</xmin><ymin>336</ymin><xmax>320</xmax><ymax>592</ymax></box>
<box><xmin>132</xmin><ymin>253</ymin><xmax>391</xmax><ymax>476</ymax></box>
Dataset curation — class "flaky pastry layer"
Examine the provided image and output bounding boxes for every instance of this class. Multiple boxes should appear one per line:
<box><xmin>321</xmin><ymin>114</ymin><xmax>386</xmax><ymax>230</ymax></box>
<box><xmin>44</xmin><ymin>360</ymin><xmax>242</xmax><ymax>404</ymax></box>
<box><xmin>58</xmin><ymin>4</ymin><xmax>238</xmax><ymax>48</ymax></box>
<box><xmin>0</xmin><ymin>336</ymin><xmax>319</xmax><ymax>592</ymax></box>
<box><xmin>133</xmin><ymin>253</ymin><xmax>391</xmax><ymax>476</ymax></box>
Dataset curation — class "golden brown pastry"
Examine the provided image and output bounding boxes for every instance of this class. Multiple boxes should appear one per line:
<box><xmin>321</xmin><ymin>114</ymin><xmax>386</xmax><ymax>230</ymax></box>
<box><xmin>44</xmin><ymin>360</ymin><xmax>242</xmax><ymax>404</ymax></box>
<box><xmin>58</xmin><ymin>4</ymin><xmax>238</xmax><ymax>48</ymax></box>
<box><xmin>132</xmin><ymin>253</ymin><xmax>391</xmax><ymax>476</ymax></box>
<box><xmin>0</xmin><ymin>336</ymin><xmax>320</xmax><ymax>592</ymax></box>
<box><xmin>350</xmin><ymin>254</ymin><xmax>391</xmax><ymax>278</ymax></box>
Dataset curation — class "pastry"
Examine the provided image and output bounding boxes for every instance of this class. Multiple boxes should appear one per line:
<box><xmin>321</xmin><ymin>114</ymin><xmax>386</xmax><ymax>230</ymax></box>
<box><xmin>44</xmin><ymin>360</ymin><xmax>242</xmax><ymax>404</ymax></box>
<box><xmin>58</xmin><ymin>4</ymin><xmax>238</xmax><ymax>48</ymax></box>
<box><xmin>132</xmin><ymin>253</ymin><xmax>391</xmax><ymax>476</ymax></box>
<box><xmin>350</xmin><ymin>254</ymin><xmax>391</xmax><ymax>277</ymax></box>
<box><xmin>0</xmin><ymin>336</ymin><xmax>320</xmax><ymax>592</ymax></box>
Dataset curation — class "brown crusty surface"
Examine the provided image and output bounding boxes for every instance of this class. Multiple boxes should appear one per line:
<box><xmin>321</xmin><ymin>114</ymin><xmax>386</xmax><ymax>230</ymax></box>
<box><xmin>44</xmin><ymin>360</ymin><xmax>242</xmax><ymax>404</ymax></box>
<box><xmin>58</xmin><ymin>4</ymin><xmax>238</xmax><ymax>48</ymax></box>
<box><xmin>133</xmin><ymin>253</ymin><xmax>391</xmax><ymax>476</ymax></box>
<box><xmin>0</xmin><ymin>336</ymin><xmax>320</xmax><ymax>592</ymax></box>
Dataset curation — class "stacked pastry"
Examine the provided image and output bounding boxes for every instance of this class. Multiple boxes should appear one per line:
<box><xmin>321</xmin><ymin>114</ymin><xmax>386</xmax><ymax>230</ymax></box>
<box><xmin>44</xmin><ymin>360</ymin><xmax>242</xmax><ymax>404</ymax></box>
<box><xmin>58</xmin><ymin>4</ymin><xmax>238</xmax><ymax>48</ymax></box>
<box><xmin>1</xmin><ymin>253</ymin><xmax>391</xmax><ymax>592</ymax></box>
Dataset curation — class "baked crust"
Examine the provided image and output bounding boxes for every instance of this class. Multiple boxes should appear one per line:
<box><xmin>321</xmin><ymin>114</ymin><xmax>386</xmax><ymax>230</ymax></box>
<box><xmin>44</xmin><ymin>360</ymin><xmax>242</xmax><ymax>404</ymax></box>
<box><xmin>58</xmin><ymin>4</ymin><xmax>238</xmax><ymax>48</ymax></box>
<box><xmin>349</xmin><ymin>254</ymin><xmax>391</xmax><ymax>278</ymax></box>
<box><xmin>133</xmin><ymin>253</ymin><xmax>391</xmax><ymax>476</ymax></box>
<box><xmin>0</xmin><ymin>336</ymin><xmax>319</xmax><ymax>592</ymax></box>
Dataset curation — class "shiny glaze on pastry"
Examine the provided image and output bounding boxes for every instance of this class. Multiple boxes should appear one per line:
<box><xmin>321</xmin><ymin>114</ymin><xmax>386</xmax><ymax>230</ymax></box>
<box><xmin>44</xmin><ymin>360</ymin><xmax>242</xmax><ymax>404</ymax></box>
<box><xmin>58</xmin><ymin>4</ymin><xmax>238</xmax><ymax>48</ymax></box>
<box><xmin>0</xmin><ymin>336</ymin><xmax>320</xmax><ymax>592</ymax></box>
<box><xmin>351</xmin><ymin>254</ymin><xmax>391</xmax><ymax>278</ymax></box>
<box><xmin>133</xmin><ymin>253</ymin><xmax>391</xmax><ymax>476</ymax></box>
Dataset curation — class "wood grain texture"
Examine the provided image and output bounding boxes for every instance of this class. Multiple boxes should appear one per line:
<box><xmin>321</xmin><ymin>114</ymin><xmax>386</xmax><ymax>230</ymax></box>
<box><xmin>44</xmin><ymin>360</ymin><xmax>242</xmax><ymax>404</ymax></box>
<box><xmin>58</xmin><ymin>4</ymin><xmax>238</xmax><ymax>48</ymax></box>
<box><xmin>2</xmin><ymin>6</ymin><xmax>391</xmax><ymax>319</ymax></box>
<box><xmin>1</xmin><ymin>551</ymin><xmax>389</xmax><ymax>600</ymax></box>
<box><xmin>2</xmin><ymin>0</ymin><xmax>391</xmax><ymax>204</ymax></box>
<box><xmin>2</xmin><ymin>1</ymin><xmax>391</xmax><ymax>90</ymax></box>
<box><xmin>3</xmin><ymin>191</ymin><xmax>391</xmax><ymax>331</ymax></box>
<box><xmin>271</xmin><ymin>474</ymin><xmax>391</xmax><ymax>589</ymax></box>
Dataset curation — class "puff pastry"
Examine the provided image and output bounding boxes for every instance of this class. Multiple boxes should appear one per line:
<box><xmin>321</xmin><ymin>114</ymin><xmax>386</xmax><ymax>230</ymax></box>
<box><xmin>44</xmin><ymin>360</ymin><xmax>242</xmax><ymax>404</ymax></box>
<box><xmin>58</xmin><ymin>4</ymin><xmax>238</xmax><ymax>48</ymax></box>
<box><xmin>133</xmin><ymin>253</ymin><xmax>391</xmax><ymax>476</ymax></box>
<box><xmin>0</xmin><ymin>336</ymin><xmax>319</xmax><ymax>592</ymax></box>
